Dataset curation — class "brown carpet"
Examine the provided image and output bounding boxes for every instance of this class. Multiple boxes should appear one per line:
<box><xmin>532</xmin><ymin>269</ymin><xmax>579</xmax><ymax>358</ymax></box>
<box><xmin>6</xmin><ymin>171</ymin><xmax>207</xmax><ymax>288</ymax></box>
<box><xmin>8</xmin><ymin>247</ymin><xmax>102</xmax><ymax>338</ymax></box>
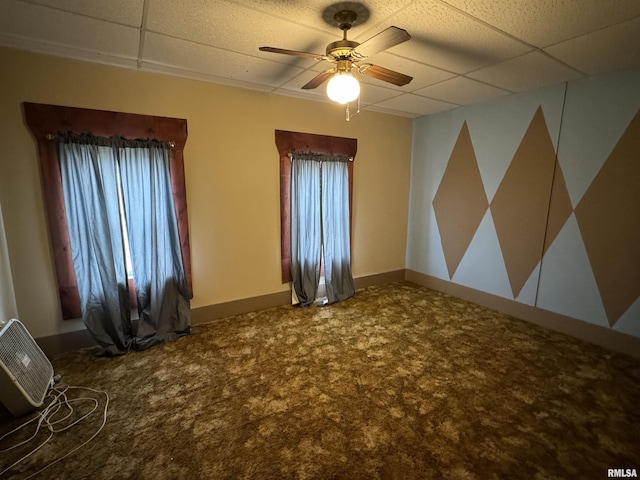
<box><xmin>1</xmin><ymin>282</ymin><xmax>639</xmax><ymax>479</ymax></box>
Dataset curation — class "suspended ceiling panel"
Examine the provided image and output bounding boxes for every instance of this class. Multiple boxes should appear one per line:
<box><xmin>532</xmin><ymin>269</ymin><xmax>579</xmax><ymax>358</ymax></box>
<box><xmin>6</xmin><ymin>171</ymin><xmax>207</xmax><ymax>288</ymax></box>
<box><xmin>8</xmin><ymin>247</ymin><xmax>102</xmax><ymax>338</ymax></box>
<box><xmin>544</xmin><ymin>17</ymin><xmax>640</xmax><ymax>75</ymax></box>
<box><xmin>442</xmin><ymin>0</ymin><xmax>640</xmax><ymax>47</ymax></box>
<box><xmin>1</xmin><ymin>0</ymin><xmax>639</xmax><ymax>117</ymax></box>
<box><xmin>413</xmin><ymin>76</ymin><xmax>509</xmax><ymax>105</ymax></box>
<box><xmin>467</xmin><ymin>51</ymin><xmax>584</xmax><ymax>93</ymax></box>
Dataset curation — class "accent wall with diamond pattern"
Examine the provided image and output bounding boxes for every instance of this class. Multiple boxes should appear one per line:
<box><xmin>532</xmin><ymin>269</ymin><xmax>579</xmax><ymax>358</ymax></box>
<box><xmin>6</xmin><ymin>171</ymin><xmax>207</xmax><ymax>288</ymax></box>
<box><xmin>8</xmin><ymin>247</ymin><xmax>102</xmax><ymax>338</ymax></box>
<box><xmin>407</xmin><ymin>65</ymin><xmax>640</xmax><ymax>340</ymax></box>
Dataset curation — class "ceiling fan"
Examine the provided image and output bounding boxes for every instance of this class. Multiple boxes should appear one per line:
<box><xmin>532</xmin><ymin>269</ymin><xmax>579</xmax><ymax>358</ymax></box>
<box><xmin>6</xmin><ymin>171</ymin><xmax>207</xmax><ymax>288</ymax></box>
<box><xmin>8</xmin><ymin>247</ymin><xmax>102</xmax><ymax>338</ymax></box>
<box><xmin>259</xmin><ymin>7</ymin><xmax>413</xmax><ymax>105</ymax></box>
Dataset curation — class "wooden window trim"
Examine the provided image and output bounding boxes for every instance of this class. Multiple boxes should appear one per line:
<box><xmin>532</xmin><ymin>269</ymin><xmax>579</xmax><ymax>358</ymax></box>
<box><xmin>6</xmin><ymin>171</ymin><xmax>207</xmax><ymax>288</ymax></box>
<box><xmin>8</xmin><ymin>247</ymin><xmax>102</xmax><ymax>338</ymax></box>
<box><xmin>23</xmin><ymin>102</ymin><xmax>192</xmax><ymax>320</ymax></box>
<box><xmin>275</xmin><ymin>129</ymin><xmax>357</xmax><ymax>284</ymax></box>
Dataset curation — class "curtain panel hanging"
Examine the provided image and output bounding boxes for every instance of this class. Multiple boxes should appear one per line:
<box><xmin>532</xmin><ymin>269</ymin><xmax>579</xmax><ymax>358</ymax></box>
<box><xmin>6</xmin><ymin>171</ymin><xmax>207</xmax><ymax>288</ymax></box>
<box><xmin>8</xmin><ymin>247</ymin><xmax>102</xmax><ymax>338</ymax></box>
<box><xmin>321</xmin><ymin>160</ymin><xmax>356</xmax><ymax>303</ymax></box>
<box><xmin>290</xmin><ymin>157</ymin><xmax>322</xmax><ymax>305</ymax></box>
<box><xmin>118</xmin><ymin>140</ymin><xmax>191</xmax><ymax>350</ymax></box>
<box><xmin>57</xmin><ymin>133</ymin><xmax>190</xmax><ymax>354</ymax></box>
<box><xmin>24</xmin><ymin>102</ymin><xmax>192</xmax><ymax>320</ymax></box>
<box><xmin>58</xmin><ymin>137</ymin><xmax>132</xmax><ymax>354</ymax></box>
<box><xmin>289</xmin><ymin>151</ymin><xmax>355</xmax><ymax>305</ymax></box>
<box><xmin>275</xmin><ymin>130</ymin><xmax>357</xmax><ymax>284</ymax></box>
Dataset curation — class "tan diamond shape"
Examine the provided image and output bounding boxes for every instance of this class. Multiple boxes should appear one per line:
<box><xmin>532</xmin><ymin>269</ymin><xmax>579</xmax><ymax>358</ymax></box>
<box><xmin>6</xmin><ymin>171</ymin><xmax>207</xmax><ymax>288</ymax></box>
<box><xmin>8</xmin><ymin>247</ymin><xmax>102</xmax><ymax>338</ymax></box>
<box><xmin>433</xmin><ymin>121</ymin><xmax>488</xmax><ymax>279</ymax></box>
<box><xmin>543</xmin><ymin>162</ymin><xmax>573</xmax><ymax>254</ymax></box>
<box><xmin>575</xmin><ymin>108</ymin><xmax>640</xmax><ymax>326</ymax></box>
<box><xmin>491</xmin><ymin>106</ymin><xmax>558</xmax><ymax>298</ymax></box>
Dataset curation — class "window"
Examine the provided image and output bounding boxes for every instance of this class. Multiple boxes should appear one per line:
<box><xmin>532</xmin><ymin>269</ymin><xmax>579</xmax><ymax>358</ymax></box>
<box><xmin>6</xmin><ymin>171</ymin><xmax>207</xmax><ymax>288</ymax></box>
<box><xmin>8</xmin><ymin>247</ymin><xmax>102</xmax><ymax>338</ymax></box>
<box><xmin>24</xmin><ymin>103</ymin><xmax>192</xmax><ymax>321</ymax></box>
<box><xmin>275</xmin><ymin>130</ymin><xmax>357</xmax><ymax>305</ymax></box>
<box><xmin>275</xmin><ymin>129</ymin><xmax>356</xmax><ymax>283</ymax></box>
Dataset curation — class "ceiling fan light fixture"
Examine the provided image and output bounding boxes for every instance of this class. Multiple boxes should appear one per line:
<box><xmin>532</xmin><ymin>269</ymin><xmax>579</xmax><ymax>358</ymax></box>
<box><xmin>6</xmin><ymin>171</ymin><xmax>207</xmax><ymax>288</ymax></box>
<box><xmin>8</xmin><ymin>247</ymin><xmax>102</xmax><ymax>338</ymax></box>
<box><xmin>259</xmin><ymin>7</ymin><xmax>412</xmax><ymax>112</ymax></box>
<box><xmin>326</xmin><ymin>70</ymin><xmax>360</xmax><ymax>104</ymax></box>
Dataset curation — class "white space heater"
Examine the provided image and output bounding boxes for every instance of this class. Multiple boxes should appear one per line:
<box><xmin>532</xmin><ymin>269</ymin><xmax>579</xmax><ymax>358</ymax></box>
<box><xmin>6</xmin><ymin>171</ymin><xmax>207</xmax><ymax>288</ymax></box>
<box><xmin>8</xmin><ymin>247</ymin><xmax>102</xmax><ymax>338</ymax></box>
<box><xmin>0</xmin><ymin>319</ymin><xmax>54</xmax><ymax>417</ymax></box>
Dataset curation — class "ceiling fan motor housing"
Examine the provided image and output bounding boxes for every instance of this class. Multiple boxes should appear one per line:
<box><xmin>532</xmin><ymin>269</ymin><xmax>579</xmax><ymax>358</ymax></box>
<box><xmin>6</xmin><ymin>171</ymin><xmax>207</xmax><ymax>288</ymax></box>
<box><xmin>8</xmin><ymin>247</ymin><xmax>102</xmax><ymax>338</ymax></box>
<box><xmin>326</xmin><ymin>39</ymin><xmax>360</xmax><ymax>59</ymax></box>
<box><xmin>334</xmin><ymin>59</ymin><xmax>354</xmax><ymax>73</ymax></box>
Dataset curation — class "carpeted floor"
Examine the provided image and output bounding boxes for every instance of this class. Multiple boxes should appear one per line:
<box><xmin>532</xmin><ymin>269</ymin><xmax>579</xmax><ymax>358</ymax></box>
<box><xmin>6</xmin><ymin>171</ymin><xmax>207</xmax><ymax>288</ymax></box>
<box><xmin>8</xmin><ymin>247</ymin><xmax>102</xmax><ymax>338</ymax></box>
<box><xmin>1</xmin><ymin>282</ymin><xmax>639</xmax><ymax>479</ymax></box>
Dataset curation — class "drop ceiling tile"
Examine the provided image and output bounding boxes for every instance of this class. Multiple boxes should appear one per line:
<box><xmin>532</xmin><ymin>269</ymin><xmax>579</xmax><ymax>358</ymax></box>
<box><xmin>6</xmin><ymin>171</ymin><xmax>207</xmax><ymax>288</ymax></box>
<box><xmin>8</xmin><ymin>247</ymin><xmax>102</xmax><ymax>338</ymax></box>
<box><xmin>358</xmin><ymin>52</ymin><xmax>456</xmax><ymax>91</ymax></box>
<box><xmin>467</xmin><ymin>51</ymin><xmax>584</xmax><ymax>92</ymax></box>
<box><xmin>374</xmin><ymin>93</ymin><xmax>457</xmax><ymax>116</ymax></box>
<box><xmin>360</xmin><ymin>0</ymin><xmax>532</xmax><ymax>74</ymax></box>
<box><xmin>0</xmin><ymin>0</ymin><xmax>139</xmax><ymax>59</ymax></box>
<box><xmin>413</xmin><ymin>76</ymin><xmax>510</xmax><ymax>105</ymax></box>
<box><xmin>143</xmin><ymin>32</ymin><xmax>305</xmax><ymax>89</ymax></box>
<box><xmin>1</xmin><ymin>0</ymin><xmax>638</xmax><ymax>119</ymax></box>
<box><xmin>359</xmin><ymin>83</ymin><xmax>407</xmax><ymax>105</ymax></box>
<box><xmin>0</xmin><ymin>34</ymin><xmax>140</xmax><ymax>69</ymax></box>
<box><xmin>21</xmin><ymin>0</ymin><xmax>144</xmax><ymax>27</ymax></box>
<box><xmin>147</xmin><ymin>0</ymin><xmax>336</xmax><ymax>58</ymax></box>
<box><xmin>442</xmin><ymin>0</ymin><xmax>640</xmax><ymax>48</ymax></box>
<box><xmin>544</xmin><ymin>17</ymin><xmax>640</xmax><ymax>75</ymax></box>
<box><xmin>232</xmin><ymin>0</ymin><xmax>415</xmax><ymax>37</ymax></box>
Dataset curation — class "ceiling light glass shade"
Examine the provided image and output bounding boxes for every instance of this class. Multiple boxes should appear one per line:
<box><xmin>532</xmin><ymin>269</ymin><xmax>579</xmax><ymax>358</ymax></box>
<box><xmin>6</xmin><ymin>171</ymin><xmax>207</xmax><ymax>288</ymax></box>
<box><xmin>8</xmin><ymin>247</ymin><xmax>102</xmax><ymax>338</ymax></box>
<box><xmin>326</xmin><ymin>72</ymin><xmax>360</xmax><ymax>104</ymax></box>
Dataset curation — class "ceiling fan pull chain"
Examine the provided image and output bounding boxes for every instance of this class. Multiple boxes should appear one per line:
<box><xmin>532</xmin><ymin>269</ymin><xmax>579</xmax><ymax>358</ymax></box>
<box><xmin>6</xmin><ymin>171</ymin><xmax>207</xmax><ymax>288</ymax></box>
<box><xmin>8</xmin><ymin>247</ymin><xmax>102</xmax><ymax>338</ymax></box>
<box><xmin>345</xmin><ymin>94</ymin><xmax>361</xmax><ymax>122</ymax></box>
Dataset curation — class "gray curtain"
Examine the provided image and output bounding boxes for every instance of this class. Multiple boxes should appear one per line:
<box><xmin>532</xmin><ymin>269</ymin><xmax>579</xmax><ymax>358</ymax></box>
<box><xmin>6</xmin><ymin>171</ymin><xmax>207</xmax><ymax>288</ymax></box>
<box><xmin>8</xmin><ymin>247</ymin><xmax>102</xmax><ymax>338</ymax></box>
<box><xmin>58</xmin><ymin>134</ymin><xmax>190</xmax><ymax>355</ymax></box>
<box><xmin>59</xmin><ymin>137</ymin><xmax>132</xmax><ymax>355</ymax></box>
<box><xmin>118</xmin><ymin>142</ymin><xmax>191</xmax><ymax>349</ymax></box>
<box><xmin>290</xmin><ymin>153</ymin><xmax>355</xmax><ymax>306</ymax></box>
<box><xmin>321</xmin><ymin>160</ymin><xmax>355</xmax><ymax>303</ymax></box>
<box><xmin>290</xmin><ymin>156</ymin><xmax>321</xmax><ymax>306</ymax></box>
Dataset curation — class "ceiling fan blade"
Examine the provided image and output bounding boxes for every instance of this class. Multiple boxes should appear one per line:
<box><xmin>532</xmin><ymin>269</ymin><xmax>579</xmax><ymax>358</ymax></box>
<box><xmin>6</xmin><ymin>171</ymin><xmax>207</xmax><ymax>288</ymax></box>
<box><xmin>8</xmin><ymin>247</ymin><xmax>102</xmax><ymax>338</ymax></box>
<box><xmin>302</xmin><ymin>69</ymin><xmax>335</xmax><ymax>90</ymax></box>
<box><xmin>359</xmin><ymin>64</ymin><xmax>413</xmax><ymax>87</ymax></box>
<box><xmin>259</xmin><ymin>46</ymin><xmax>324</xmax><ymax>60</ymax></box>
<box><xmin>353</xmin><ymin>26</ymin><xmax>411</xmax><ymax>59</ymax></box>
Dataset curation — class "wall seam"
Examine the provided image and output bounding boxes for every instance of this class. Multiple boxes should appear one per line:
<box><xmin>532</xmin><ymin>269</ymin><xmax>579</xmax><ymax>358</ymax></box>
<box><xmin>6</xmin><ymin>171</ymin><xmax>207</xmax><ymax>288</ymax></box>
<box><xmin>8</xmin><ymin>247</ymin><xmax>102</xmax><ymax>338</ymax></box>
<box><xmin>534</xmin><ymin>82</ymin><xmax>569</xmax><ymax>307</ymax></box>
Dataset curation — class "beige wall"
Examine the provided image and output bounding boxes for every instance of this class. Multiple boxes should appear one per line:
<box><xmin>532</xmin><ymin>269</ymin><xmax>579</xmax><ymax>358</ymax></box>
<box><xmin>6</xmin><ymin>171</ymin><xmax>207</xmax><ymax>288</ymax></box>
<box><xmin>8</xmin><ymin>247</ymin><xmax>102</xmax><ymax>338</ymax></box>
<box><xmin>0</xmin><ymin>46</ymin><xmax>412</xmax><ymax>339</ymax></box>
<box><xmin>0</xmin><ymin>203</ymin><xmax>17</xmax><ymax>322</ymax></box>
